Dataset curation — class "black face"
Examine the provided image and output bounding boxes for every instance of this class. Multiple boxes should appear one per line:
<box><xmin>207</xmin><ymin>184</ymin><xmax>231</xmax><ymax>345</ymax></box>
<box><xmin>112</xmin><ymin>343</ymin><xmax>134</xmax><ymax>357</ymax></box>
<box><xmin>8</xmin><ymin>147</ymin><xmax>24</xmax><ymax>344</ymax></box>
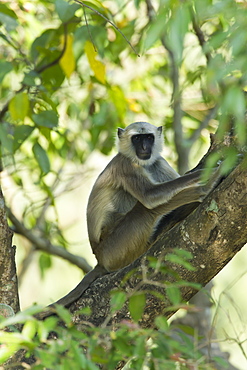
<box><xmin>131</xmin><ymin>134</ymin><xmax>154</xmax><ymax>160</ymax></box>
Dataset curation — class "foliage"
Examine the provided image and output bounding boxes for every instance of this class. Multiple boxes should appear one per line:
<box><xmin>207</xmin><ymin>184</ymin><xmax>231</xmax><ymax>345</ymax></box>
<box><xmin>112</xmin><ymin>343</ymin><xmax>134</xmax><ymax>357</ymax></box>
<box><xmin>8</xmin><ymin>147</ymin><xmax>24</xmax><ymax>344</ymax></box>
<box><xmin>1</xmin><ymin>0</ymin><xmax>247</xmax><ymax>274</ymax></box>
<box><xmin>1</xmin><ymin>0</ymin><xmax>247</xmax><ymax>368</ymax></box>
<box><xmin>0</xmin><ymin>290</ymin><xmax>229</xmax><ymax>370</ymax></box>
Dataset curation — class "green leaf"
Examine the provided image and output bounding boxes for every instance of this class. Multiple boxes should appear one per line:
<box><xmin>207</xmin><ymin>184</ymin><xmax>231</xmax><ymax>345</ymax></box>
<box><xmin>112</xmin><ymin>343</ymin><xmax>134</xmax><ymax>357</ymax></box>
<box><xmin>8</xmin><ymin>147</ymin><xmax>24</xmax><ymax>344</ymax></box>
<box><xmin>0</xmin><ymin>4</ymin><xmax>18</xmax><ymax>32</ymax></box>
<box><xmin>129</xmin><ymin>293</ymin><xmax>146</xmax><ymax>322</ymax></box>
<box><xmin>0</xmin><ymin>61</ymin><xmax>12</xmax><ymax>83</ymax></box>
<box><xmin>165</xmin><ymin>249</ymin><xmax>195</xmax><ymax>271</ymax></box>
<box><xmin>39</xmin><ymin>253</ymin><xmax>52</xmax><ymax>279</ymax></box>
<box><xmin>54</xmin><ymin>305</ymin><xmax>72</xmax><ymax>325</ymax></box>
<box><xmin>220</xmin><ymin>147</ymin><xmax>239</xmax><ymax>174</ymax></box>
<box><xmin>212</xmin><ymin>356</ymin><xmax>229</xmax><ymax>368</ymax></box>
<box><xmin>110</xmin><ymin>291</ymin><xmax>126</xmax><ymax>313</ymax></box>
<box><xmin>155</xmin><ymin>316</ymin><xmax>169</xmax><ymax>331</ymax></box>
<box><xmin>0</xmin><ymin>336</ymin><xmax>19</xmax><ymax>364</ymax></box>
<box><xmin>168</xmin><ymin>5</ymin><xmax>190</xmax><ymax>63</ymax></box>
<box><xmin>32</xmin><ymin>110</ymin><xmax>58</xmax><ymax>129</ymax></box>
<box><xmin>22</xmin><ymin>320</ymin><xmax>38</xmax><ymax>340</ymax></box>
<box><xmin>9</xmin><ymin>92</ymin><xmax>29</xmax><ymax>121</ymax></box>
<box><xmin>143</xmin><ymin>9</ymin><xmax>167</xmax><ymax>51</ymax></box>
<box><xmin>166</xmin><ymin>285</ymin><xmax>181</xmax><ymax>306</ymax></box>
<box><xmin>13</xmin><ymin>125</ymin><xmax>34</xmax><ymax>152</ymax></box>
<box><xmin>0</xmin><ymin>123</ymin><xmax>13</xmax><ymax>154</ymax></box>
<box><xmin>0</xmin><ymin>4</ymin><xmax>18</xmax><ymax>19</ymax></box>
<box><xmin>33</xmin><ymin>142</ymin><xmax>50</xmax><ymax>174</ymax></box>
<box><xmin>55</xmin><ymin>0</ymin><xmax>80</xmax><ymax>22</ymax></box>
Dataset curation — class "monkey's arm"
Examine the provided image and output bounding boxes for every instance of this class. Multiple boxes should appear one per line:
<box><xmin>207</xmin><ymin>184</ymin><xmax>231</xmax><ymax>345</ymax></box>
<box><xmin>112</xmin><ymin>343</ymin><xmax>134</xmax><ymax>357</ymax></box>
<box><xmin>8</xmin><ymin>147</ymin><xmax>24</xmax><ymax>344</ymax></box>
<box><xmin>121</xmin><ymin>166</ymin><xmax>204</xmax><ymax>209</ymax></box>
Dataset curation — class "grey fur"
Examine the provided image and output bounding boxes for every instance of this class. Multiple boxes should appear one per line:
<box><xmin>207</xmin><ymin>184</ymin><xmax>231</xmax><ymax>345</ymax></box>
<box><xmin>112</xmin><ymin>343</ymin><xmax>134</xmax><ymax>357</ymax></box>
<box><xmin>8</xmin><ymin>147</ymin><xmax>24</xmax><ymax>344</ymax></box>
<box><xmin>39</xmin><ymin>122</ymin><xmax>221</xmax><ymax>317</ymax></box>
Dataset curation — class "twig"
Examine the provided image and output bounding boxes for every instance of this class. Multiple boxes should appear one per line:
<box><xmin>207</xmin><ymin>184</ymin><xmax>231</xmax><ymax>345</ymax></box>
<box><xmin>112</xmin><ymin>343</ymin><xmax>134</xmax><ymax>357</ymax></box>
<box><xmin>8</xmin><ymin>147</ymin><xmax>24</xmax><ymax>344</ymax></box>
<box><xmin>35</xmin><ymin>23</ymin><xmax>68</xmax><ymax>74</ymax></box>
<box><xmin>145</xmin><ymin>0</ymin><xmax>156</xmax><ymax>22</ymax></box>
<box><xmin>18</xmin><ymin>167</ymin><xmax>65</xmax><ymax>282</ymax></box>
<box><xmin>73</xmin><ymin>0</ymin><xmax>140</xmax><ymax>56</ymax></box>
<box><xmin>6</xmin><ymin>207</ymin><xmax>92</xmax><ymax>273</ymax></box>
<box><xmin>190</xmin><ymin>6</ymin><xmax>211</xmax><ymax>64</ymax></box>
<box><xmin>188</xmin><ymin>104</ymin><xmax>219</xmax><ymax>145</ymax></box>
<box><xmin>0</xmin><ymin>24</ymin><xmax>68</xmax><ymax>123</ymax></box>
<box><xmin>82</xmin><ymin>5</ymin><xmax>97</xmax><ymax>52</ymax></box>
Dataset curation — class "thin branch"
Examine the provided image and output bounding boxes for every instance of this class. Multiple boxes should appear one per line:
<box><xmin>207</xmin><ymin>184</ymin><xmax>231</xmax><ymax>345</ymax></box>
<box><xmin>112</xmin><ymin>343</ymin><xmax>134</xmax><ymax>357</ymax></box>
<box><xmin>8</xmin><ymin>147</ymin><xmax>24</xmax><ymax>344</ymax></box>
<box><xmin>0</xmin><ymin>24</ymin><xmax>68</xmax><ymax>123</ymax></box>
<box><xmin>190</xmin><ymin>6</ymin><xmax>211</xmax><ymax>64</ymax></box>
<box><xmin>73</xmin><ymin>0</ymin><xmax>140</xmax><ymax>56</ymax></box>
<box><xmin>82</xmin><ymin>6</ymin><xmax>97</xmax><ymax>52</ymax></box>
<box><xmin>35</xmin><ymin>23</ymin><xmax>68</xmax><ymax>74</ymax></box>
<box><xmin>18</xmin><ymin>167</ymin><xmax>65</xmax><ymax>282</ymax></box>
<box><xmin>188</xmin><ymin>104</ymin><xmax>219</xmax><ymax>145</ymax></box>
<box><xmin>6</xmin><ymin>207</ymin><xmax>92</xmax><ymax>273</ymax></box>
<box><xmin>145</xmin><ymin>0</ymin><xmax>156</xmax><ymax>22</ymax></box>
<box><xmin>161</xmin><ymin>37</ymin><xmax>188</xmax><ymax>173</ymax></box>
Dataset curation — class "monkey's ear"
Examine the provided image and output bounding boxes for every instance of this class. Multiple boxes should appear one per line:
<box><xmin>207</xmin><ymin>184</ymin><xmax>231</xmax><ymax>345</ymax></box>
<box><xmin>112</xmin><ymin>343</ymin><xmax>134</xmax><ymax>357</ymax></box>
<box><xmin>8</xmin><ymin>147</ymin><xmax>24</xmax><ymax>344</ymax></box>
<box><xmin>157</xmin><ymin>126</ymin><xmax>163</xmax><ymax>135</ymax></box>
<box><xmin>118</xmin><ymin>128</ymin><xmax>124</xmax><ymax>138</ymax></box>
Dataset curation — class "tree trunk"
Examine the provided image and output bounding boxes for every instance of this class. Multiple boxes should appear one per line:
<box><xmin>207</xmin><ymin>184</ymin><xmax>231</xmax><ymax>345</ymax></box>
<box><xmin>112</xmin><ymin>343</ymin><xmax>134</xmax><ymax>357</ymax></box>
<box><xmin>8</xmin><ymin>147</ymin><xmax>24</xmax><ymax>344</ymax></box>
<box><xmin>0</xmin><ymin>187</ymin><xmax>20</xmax><ymax>316</ymax></box>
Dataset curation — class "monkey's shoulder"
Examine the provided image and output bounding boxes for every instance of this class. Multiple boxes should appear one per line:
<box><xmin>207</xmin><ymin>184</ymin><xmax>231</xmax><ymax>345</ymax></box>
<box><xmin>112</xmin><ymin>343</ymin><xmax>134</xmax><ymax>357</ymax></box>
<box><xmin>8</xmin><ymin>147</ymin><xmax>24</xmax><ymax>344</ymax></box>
<box><xmin>143</xmin><ymin>157</ymin><xmax>180</xmax><ymax>183</ymax></box>
<box><xmin>95</xmin><ymin>153</ymin><xmax>138</xmax><ymax>185</ymax></box>
<box><xmin>93</xmin><ymin>153</ymin><xmax>179</xmax><ymax>191</ymax></box>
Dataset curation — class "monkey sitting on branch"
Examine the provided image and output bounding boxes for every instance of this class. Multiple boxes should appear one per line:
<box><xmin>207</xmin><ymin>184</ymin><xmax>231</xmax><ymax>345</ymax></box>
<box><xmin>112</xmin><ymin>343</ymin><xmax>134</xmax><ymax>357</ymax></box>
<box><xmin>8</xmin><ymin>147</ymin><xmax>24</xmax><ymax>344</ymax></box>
<box><xmin>39</xmin><ymin>121</ymin><xmax>222</xmax><ymax>318</ymax></box>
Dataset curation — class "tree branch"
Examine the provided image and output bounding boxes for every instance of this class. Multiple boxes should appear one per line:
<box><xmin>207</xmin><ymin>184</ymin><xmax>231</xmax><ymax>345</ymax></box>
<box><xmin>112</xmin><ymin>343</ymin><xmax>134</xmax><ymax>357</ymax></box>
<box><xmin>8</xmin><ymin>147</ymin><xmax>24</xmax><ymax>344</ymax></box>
<box><xmin>73</xmin><ymin>0</ymin><xmax>140</xmax><ymax>56</ymax></box>
<box><xmin>67</xmin><ymin>163</ymin><xmax>247</xmax><ymax>329</ymax></box>
<box><xmin>161</xmin><ymin>37</ymin><xmax>188</xmax><ymax>173</ymax></box>
<box><xmin>190</xmin><ymin>6</ymin><xmax>212</xmax><ymax>64</ymax></box>
<box><xmin>188</xmin><ymin>104</ymin><xmax>219</xmax><ymax>146</ymax></box>
<box><xmin>6</xmin><ymin>207</ymin><xmax>91</xmax><ymax>273</ymax></box>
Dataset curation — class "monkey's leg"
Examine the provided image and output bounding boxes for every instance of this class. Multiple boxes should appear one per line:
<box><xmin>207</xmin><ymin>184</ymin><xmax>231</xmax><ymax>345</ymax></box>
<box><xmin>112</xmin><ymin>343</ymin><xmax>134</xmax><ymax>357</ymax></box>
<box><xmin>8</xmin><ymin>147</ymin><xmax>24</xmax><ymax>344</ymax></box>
<box><xmin>94</xmin><ymin>185</ymin><xmax>203</xmax><ymax>272</ymax></box>
<box><xmin>94</xmin><ymin>203</ymin><xmax>158</xmax><ymax>271</ymax></box>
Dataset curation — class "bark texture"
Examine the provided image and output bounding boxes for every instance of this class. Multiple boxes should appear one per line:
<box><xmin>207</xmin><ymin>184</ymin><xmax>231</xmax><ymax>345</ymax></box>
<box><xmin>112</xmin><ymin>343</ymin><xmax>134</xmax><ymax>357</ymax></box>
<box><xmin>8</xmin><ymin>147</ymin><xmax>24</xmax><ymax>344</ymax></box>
<box><xmin>0</xmin><ymin>187</ymin><xmax>20</xmax><ymax>314</ymax></box>
<box><xmin>68</xmin><ymin>163</ymin><xmax>247</xmax><ymax>328</ymax></box>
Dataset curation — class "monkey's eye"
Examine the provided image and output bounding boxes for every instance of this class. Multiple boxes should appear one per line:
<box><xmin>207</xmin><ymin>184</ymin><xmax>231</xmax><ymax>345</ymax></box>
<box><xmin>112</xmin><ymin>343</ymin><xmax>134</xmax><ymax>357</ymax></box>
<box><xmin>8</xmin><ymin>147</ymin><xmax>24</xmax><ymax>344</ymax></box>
<box><xmin>147</xmin><ymin>135</ymin><xmax>153</xmax><ymax>140</ymax></box>
<box><xmin>132</xmin><ymin>135</ymin><xmax>140</xmax><ymax>141</ymax></box>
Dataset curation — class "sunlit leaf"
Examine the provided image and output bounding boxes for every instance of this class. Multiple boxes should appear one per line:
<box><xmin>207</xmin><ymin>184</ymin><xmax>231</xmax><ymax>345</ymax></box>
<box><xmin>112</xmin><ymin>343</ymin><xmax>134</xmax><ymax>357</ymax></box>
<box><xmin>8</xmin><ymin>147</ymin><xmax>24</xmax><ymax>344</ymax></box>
<box><xmin>59</xmin><ymin>34</ymin><xmax>76</xmax><ymax>78</ymax></box>
<box><xmin>9</xmin><ymin>92</ymin><xmax>29</xmax><ymax>121</ymax></box>
<box><xmin>129</xmin><ymin>293</ymin><xmax>146</xmax><ymax>322</ymax></box>
<box><xmin>55</xmin><ymin>0</ymin><xmax>80</xmax><ymax>22</ymax></box>
<box><xmin>22</xmin><ymin>320</ymin><xmax>38</xmax><ymax>340</ymax></box>
<box><xmin>85</xmin><ymin>40</ymin><xmax>106</xmax><ymax>84</ymax></box>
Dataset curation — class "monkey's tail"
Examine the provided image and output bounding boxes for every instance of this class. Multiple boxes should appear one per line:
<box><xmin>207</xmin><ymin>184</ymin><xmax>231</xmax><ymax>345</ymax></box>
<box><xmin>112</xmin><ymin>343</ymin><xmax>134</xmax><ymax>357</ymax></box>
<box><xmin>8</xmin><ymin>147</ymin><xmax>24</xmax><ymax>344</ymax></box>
<box><xmin>36</xmin><ymin>264</ymin><xmax>107</xmax><ymax>320</ymax></box>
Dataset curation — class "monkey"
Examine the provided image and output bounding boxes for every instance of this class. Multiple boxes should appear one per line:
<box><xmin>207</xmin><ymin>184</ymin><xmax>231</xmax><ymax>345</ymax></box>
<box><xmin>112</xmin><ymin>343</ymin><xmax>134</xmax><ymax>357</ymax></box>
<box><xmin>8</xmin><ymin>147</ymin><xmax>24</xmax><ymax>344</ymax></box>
<box><xmin>39</xmin><ymin>122</ymin><xmax>222</xmax><ymax>318</ymax></box>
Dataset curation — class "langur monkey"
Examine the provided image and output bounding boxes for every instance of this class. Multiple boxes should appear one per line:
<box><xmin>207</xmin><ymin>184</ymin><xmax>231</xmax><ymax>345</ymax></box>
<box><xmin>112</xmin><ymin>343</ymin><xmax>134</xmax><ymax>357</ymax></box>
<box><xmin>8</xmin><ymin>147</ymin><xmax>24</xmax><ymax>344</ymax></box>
<box><xmin>41</xmin><ymin>122</ymin><xmax>221</xmax><ymax>316</ymax></box>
